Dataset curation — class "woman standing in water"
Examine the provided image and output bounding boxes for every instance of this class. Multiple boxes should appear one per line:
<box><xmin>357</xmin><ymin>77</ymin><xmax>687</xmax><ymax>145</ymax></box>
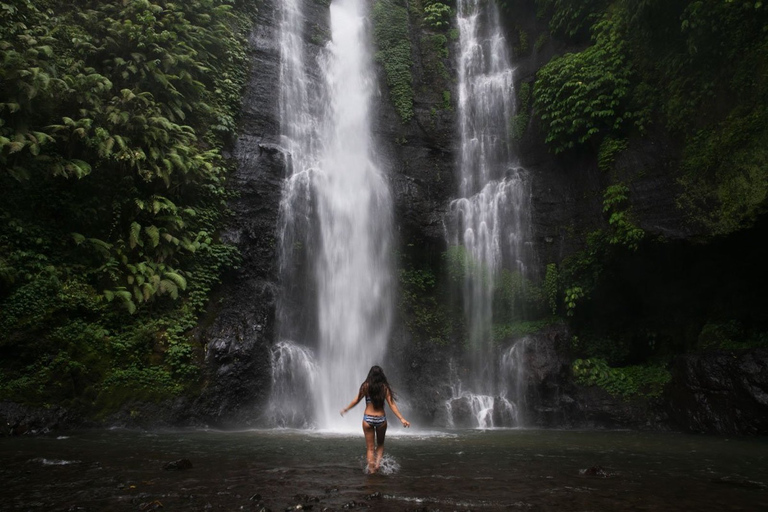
<box><xmin>341</xmin><ymin>365</ymin><xmax>410</xmax><ymax>473</ymax></box>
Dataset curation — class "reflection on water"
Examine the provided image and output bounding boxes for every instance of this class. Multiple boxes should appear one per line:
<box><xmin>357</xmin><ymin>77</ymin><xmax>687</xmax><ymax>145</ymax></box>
<box><xmin>1</xmin><ymin>429</ymin><xmax>767</xmax><ymax>511</ymax></box>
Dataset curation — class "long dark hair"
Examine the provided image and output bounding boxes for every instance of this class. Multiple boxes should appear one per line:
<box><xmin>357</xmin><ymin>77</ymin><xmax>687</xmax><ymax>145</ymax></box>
<box><xmin>360</xmin><ymin>365</ymin><xmax>394</xmax><ymax>408</ymax></box>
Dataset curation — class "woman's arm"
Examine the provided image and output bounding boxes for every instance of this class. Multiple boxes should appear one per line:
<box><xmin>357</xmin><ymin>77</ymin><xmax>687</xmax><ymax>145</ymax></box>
<box><xmin>340</xmin><ymin>385</ymin><xmax>364</xmax><ymax>416</ymax></box>
<box><xmin>386</xmin><ymin>388</ymin><xmax>410</xmax><ymax>427</ymax></box>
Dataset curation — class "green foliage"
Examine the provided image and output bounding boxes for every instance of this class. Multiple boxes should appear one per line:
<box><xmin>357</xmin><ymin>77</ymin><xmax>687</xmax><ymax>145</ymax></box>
<box><xmin>494</xmin><ymin>269</ymin><xmax>543</xmax><ymax>322</ymax></box>
<box><xmin>534</xmin><ymin>16</ymin><xmax>647</xmax><ymax>153</ymax></box>
<box><xmin>544</xmin><ymin>263</ymin><xmax>559</xmax><ymax>315</ymax></box>
<box><xmin>515</xmin><ymin>29</ymin><xmax>530</xmax><ymax>55</ymax></box>
<box><xmin>534</xmin><ymin>0</ymin><xmax>767</xmax><ymax>236</ymax></box>
<box><xmin>510</xmin><ymin>82</ymin><xmax>531</xmax><ymax>141</ymax></box>
<box><xmin>444</xmin><ymin>245</ymin><xmax>551</xmax><ymax>322</ymax></box>
<box><xmin>0</xmin><ymin>0</ymin><xmax>250</xmax><ymax>409</ymax></box>
<box><xmin>492</xmin><ymin>318</ymin><xmax>557</xmax><ymax>342</ymax></box>
<box><xmin>611</xmin><ymin>0</ymin><xmax>768</xmax><ymax>238</ymax></box>
<box><xmin>535</xmin><ymin>0</ymin><xmax>609</xmax><ymax>40</ymax></box>
<box><xmin>564</xmin><ymin>286</ymin><xmax>584</xmax><ymax>316</ymax></box>
<box><xmin>571</xmin><ymin>333</ymin><xmax>631</xmax><ymax>365</ymax></box>
<box><xmin>572</xmin><ymin>358</ymin><xmax>671</xmax><ymax>398</ymax></box>
<box><xmin>678</xmin><ymin>107</ymin><xmax>768</xmax><ymax>234</ymax></box>
<box><xmin>443</xmin><ymin>245</ymin><xmax>478</xmax><ymax>284</ymax></box>
<box><xmin>527</xmin><ymin>0</ymin><xmax>768</xmax><ymax>377</ymax></box>
<box><xmin>603</xmin><ymin>183</ymin><xmax>644</xmax><ymax>249</ymax></box>
<box><xmin>697</xmin><ymin>320</ymin><xmax>768</xmax><ymax>350</ymax></box>
<box><xmin>372</xmin><ymin>0</ymin><xmax>415</xmax><ymax>123</ymax></box>
<box><xmin>557</xmin><ymin>183</ymin><xmax>644</xmax><ymax>317</ymax></box>
<box><xmin>411</xmin><ymin>1</ymin><xmax>452</xmax><ymax>112</ymax></box>
<box><xmin>597</xmin><ymin>137</ymin><xmax>628</xmax><ymax>172</ymax></box>
<box><xmin>423</xmin><ymin>1</ymin><xmax>452</xmax><ymax>29</ymax></box>
<box><xmin>399</xmin><ymin>266</ymin><xmax>453</xmax><ymax>345</ymax></box>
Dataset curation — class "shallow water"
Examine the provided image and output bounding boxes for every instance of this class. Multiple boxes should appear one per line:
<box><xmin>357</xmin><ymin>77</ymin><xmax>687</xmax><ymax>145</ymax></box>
<box><xmin>1</xmin><ymin>429</ymin><xmax>767</xmax><ymax>511</ymax></box>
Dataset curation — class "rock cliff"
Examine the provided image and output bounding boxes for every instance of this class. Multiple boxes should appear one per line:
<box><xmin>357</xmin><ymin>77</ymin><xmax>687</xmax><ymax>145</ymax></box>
<box><xmin>195</xmin><ymin>0</ymin><xmax>768</xmax><ymax>435</ymax></box>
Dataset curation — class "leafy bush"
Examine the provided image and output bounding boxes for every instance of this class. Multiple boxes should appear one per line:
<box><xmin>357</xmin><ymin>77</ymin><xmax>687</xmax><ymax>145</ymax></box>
<box><xmin>544</xmin><ymin>263</ymin><xmax>559</xmax><ymax>315</ymax></box>
<box><xmin>399</xmin><ymin>266</ymin><xmax>456</xmax><ymax>346</ymax></box>
<box><xmin>0</xmin><ymin>0</ymin><xmax>251</xmax><ymax>409</ymax></box>
<box><xmin>535</xmin><ymin>0</ymin><xmax>609</xmax><ymax>41</ymax></box>
<box><xmin>492</xmin><ymin>318</ymin><xmax>557</xmax><ymax>342</ymax></box>
<box><xmin>597</xmin><ymin>137</ymin><xmax>628</xmax><ymax>172</ymax></box>
<box><xmin>372</xmin><ymin>0</ymin><xmax>415</xmax><ymax>123</ymax></box>
<box><xmin>697</xmin><ymin>321</ymin><xmax>768</xmax><ymax>350</ymax></box>
<box><xmin>678</xmin><ymin>107</ymin><xmax>768</xmax><ymax>234</ymax></box>
<box><xmin>572</xmin><ymin>358</ymin><xmax>671</xmax><ymax>398</ymax></box>
<box><xmin>602</xmin><ymin>184</ymin><xmax>644</xmax><ymax>250</ymax></box>
<box><xmin>510</xmin><ymin>82</ymin><xmax>531</xmax><ymax>141</ymax></box>
<box><xmin>534</xmin><ymin>16</ymin><xmax>647</xmax><ymax>153</ymax></box>
<box><xmin>423</xmin><ymin>1</ymin><xmax>452</xmax><ymax>29</ymax></box>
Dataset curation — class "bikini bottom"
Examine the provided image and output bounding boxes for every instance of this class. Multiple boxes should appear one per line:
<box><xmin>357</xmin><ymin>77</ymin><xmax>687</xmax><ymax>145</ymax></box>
<box><xmin>363</xmin><ymin>414</ymin><xmax>387</xmax><ymax>428</ymax></box>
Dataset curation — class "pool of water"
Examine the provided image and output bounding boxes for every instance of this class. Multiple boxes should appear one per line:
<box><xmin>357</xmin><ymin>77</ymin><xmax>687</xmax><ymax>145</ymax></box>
<box><xmin>1</xmin><ymin>428</ymin><xmax>766</xmax><ymax>511</ymax></box>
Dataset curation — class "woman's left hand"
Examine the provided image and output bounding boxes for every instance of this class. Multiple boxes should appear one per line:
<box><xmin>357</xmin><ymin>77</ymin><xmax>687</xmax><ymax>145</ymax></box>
<box><xmin>401</xmin><ymin>419</ymin><xmax>410</xmax><ymax>428</ymax></box>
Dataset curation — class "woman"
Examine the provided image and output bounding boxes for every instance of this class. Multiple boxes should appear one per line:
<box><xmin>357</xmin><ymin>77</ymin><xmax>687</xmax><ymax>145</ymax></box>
<box><xmin>340</xmin><ymin>365</ymin><xmax>410</xmax><ymax>473</ymax></box>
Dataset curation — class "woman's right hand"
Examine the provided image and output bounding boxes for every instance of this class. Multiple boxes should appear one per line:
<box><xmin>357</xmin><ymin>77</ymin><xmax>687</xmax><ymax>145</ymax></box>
<box><xmin>401</xmin><ymin>418</ymin><xmax>410</xmax><ymax>428</ymax></box>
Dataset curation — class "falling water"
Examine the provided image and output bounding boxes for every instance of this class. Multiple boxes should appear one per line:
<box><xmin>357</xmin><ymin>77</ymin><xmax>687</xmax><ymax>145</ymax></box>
<box><xmin>267</xmin><ymin>341</ymin><xmax>318</xmax><ymax>428</ymax></box>
<box><xmin>444</xmin><ymin>0</ymin><xmax>533</xmax><ymax>428</ymax></box>
<box><xmin>271</xmin><ymin>0</ymin><xmax>393</xmax><ymax>430</ymax></box>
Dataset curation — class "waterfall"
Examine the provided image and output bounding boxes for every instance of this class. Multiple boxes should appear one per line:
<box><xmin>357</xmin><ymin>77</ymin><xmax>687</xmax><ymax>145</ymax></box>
<box><xmin>271</xmin><ymin>0</ymin><xmax>393</xmax><ymax>430</ymax></box>
<box><xmin>268</xmin><ymin>341</ymin><xmax>318</xmax><ymax>428</ymax></box>
<box><xmin>444</xmin><ymin>0</ymin><xmax>533</xmax><ymax>428</ymax></box>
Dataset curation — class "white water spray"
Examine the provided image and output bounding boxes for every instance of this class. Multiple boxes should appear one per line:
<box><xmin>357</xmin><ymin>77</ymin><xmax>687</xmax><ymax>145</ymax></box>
<box><xmin>272</xmin><ymin>0</ymin><xmax>393</xmax><ymax>431</ymax></box>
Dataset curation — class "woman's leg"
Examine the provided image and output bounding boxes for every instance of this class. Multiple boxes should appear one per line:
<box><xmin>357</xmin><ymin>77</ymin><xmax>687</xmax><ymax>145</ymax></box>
<box><xmin>362</xmin><ymin>420</ymin><xmax>376</xmax><ymax>473</ymax></box>
<box><xmin>374</xmin><ymin>421</ymin><xmax>387</xmax><ymax>470</ymax></box>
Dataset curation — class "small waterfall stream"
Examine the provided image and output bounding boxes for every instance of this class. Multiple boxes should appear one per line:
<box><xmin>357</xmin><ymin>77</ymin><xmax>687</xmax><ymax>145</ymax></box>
<box><xmin>271</xmin><ymin>0</ymin><xmax>393</xmax><ymax>430</ymax></box>
<box><xmin>445</xmin><ymin>0</ymin><xmax>533</xmax><ymax>428</ymax></box>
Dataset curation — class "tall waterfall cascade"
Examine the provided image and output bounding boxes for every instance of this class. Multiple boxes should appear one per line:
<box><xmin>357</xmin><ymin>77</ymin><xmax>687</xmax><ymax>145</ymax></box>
<box><xmin>269</xmin><ymin>0</ymin><xmax>394</xmax><ymax>430</ymax></box>
<box><xmin>444</xmin><ymin>0</ymin><xmax>534</xmax><ymax>428</ymax></box>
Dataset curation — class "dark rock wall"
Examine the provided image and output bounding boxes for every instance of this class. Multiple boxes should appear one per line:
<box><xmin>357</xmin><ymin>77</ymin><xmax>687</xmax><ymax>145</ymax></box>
<box><xmin>366</xmin><ymin>3</ymin><xmax>460</xmax><ymax>421</ymax></box>
<box><xmin>196</xmin><ymin>0</ymin><xmax>332</xmax><ymax>426</ymax></box>
<box><xmin>196</xmin><ymin>0</ymin><xmax>286</xmax><ymax>426</ymax></box>
<box><xmin>667</xmin><ymin>350</ymin><xmax>768</xmax><ymax>435</ymax></box>
<box><xmin>505</xmin><ymin>3</ymin><xmax>700</xmax><ymax>266</ymax></box>
<box><xmin>502</xmin><ymin>325</ymin><xmax>669</xmax><ymax>431</ymax></box>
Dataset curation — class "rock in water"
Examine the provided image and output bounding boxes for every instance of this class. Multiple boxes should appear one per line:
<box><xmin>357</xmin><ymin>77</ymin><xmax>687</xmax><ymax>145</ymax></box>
<box><xmin>163</xmin><ymin>459</ymin><xmax>192</xmax><ymax>470</ymax></box>
<box><xmin>580</xmin><ymin>465</ymin><xmax>610</xmax><ymax>477</ymax></box>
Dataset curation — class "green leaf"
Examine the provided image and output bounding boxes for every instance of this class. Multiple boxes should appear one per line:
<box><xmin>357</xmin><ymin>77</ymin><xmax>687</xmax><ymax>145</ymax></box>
<box><xmin>129</xmin><ymin>222</ymin><xmax>142</xmax><ymax>249</ymax></box>
<box><xmin>163</xmin><ymin>271</ymin><xmax>187</xmax><ymax>290</ymax></box>
<box><xmin>145</xmin><ymin>225</ymin><xmax>160</xmax><ymax>248</ymax></box>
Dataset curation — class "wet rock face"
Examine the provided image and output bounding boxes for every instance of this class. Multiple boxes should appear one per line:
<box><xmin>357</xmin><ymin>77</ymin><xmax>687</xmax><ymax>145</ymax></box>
<box><xmin>196</xmin><ymin>0</ymin><xmax>334</xmax><ymax>426</ymax></box>
<box><xmin>374</xmin><ymin>0</ymin><xmax>459</xmax><ymax>252</ymax></box>
<box><xmin>0</xmin><ymin>401</ymin><xmax>75</xmax><ymax>435</ymax></box>
<box><xmin>666</xmin><ymin>349</ymin><xmax>768</xmax><ymax>435</ymax></box>
<box><xmin>195</xmin><ymin>0</ymin><xmax>286</xmax><ymax>425</ymax></box>
<box><xmin>507</xmin><ymin>9</ymin><xmax>703</xmax><ymax>264</ymax></box>
<box><xmin>518</xmin><ymin>326</ymin><xmax>768</xmax><ymax>434</ymax></box>
<box><xmin>512</xmin><ymin>325</ymin><xmax>669</xmax><ymax>430</ymax></box>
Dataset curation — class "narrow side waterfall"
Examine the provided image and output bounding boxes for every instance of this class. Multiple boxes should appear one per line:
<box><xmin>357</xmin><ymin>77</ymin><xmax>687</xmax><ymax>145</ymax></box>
<box><xmin>445</xmin><ymin>0</ymin><xmax>533</xmax><ymax>428</ymax></box>
<box><xmin>270</xmin><ymin>0</ymin><xmax>393</xmax><ymax>430</ymax></box>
